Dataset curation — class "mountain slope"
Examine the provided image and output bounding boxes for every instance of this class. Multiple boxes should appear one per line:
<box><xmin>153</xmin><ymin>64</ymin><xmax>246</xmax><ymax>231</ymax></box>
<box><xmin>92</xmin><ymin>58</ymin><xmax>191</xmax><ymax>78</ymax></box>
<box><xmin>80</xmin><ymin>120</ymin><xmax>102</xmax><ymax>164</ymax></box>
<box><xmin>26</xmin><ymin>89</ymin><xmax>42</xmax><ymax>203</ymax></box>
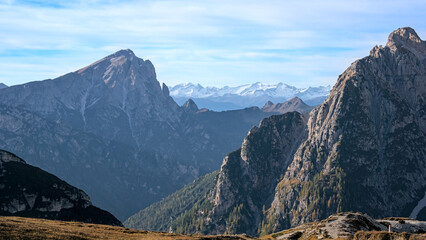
<box><xmin>0</xmin><ymin>150</ymin><xmax>121</xmax><ymax>226</ymax></box>
<box><xmin>170</xmin><ymin>82</ymin><xmax>330</xmax><ymax>111</ymax></box>
<box><xmin>131</xmin><ymin>27</ymin><xmax>426</xmax><ymax>236</ymax></box>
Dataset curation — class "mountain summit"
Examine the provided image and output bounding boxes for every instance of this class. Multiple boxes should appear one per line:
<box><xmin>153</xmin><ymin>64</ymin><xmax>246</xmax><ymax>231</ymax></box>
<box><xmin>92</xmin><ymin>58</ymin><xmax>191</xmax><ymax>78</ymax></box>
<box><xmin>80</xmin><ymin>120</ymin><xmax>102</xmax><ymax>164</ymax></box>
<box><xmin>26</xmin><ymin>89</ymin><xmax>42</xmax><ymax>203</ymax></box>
<box><xmin>386</xmin><ymin>27</ymin><xmax>426</xmax><ymax>58</ymax></box>
<box><xmin>182</xmin><ymin>98</ymin><xmax>199</xmax><ymax>113</ymax></box>
<box><xmin>261</xmin><ymin>97</ymin><xmax>313</xmax><ymax>113</ymax></box>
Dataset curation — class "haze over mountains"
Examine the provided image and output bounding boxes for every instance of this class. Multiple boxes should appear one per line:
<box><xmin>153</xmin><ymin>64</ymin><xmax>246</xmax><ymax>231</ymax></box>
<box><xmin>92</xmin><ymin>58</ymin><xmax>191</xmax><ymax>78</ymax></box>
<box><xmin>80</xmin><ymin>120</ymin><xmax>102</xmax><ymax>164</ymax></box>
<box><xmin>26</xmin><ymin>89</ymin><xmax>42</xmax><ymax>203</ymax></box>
<box><xmin>170</xmin><ymin>82</ymin><xmax>331</xmax><ymax>111</ymax></box>
<box><xmin>126</xmin><ymin>27</ymin><xmax>426</xmax><ymax>237</ymax></box>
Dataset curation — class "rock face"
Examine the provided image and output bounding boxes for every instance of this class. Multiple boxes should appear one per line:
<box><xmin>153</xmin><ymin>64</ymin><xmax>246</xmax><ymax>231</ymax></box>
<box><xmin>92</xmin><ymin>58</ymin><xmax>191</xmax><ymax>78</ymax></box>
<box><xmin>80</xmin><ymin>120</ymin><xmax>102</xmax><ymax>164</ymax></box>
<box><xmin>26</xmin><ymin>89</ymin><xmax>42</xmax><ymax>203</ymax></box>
<box><xmin>133</xmin><ymin>27</ymin><xmax>426</xmax><ymax>236</ymax></box>
<box><xmin>209</xmin><ymin>112</ymin><xmax>308</xmax><ymax>235</ymax></box>
<box><xmin>0</xmin><ymin>50</ymin><xmax>281</xmax><ymax>221</ymax></box>
<box><xmin>0</xmin><ymin>150</ymin><xmax>122</xmax><ymax>226</ymax></box>
<box><xmin>0</xmin><ymin>83</ymin><xmax>7</xmax><ymax>89</ymax></box>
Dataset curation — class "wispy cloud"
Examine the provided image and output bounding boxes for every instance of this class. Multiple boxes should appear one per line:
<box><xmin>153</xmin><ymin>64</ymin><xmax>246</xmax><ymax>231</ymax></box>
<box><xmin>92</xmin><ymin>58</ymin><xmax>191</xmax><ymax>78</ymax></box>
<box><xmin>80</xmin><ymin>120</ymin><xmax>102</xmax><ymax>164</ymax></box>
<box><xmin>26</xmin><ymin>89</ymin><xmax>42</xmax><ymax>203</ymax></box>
<box><xmin>0</xmin><ymin>0</ymin><xmax>425</xmax><ymax>88</ymax></box>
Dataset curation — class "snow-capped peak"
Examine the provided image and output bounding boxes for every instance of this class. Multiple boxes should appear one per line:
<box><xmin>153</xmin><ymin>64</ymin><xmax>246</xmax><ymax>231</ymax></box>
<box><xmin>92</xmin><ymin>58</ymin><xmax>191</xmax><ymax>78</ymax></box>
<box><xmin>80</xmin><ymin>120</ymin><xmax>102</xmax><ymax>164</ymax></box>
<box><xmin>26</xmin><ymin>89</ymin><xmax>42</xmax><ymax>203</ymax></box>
<box><xmin>169</xmin><ymin>82</ymin><xmax>331</xmax><ymax>111</ymax></box>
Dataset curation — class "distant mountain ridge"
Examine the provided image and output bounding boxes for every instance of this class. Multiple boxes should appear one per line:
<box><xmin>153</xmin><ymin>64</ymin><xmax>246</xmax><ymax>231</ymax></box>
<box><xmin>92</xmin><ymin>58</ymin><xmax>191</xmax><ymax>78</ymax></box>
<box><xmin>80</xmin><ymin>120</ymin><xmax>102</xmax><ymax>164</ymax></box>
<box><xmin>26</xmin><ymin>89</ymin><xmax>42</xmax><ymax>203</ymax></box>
<box><xmin>261</xmin><ymin>97</ymin><xmax>313</xmax><ymax>114</ymax></box>
<box><xmin>170</xmin><ymin>82</ymin><xmax>330</xmax><ymax>111</ymax></box>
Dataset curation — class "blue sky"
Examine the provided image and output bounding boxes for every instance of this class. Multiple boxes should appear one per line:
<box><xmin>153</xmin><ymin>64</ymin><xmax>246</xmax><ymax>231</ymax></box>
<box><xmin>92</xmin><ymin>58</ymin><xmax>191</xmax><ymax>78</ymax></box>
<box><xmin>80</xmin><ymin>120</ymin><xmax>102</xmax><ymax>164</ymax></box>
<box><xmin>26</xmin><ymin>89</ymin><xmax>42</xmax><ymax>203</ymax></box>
<box><xmin>0</xmin><ymin>0</ymin><xmax>425</xmax><ymax>88</ymax></box>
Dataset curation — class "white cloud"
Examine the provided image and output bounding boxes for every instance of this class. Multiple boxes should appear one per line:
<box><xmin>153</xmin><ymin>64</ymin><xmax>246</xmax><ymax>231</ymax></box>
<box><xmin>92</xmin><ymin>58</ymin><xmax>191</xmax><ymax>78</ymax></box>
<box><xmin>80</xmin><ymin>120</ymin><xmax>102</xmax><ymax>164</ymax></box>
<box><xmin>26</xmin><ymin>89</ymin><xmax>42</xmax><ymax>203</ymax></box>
<box><xmin>0</xmin><ymin>0</ymin><xmax>425</xmax><ymax>87</ymax></box>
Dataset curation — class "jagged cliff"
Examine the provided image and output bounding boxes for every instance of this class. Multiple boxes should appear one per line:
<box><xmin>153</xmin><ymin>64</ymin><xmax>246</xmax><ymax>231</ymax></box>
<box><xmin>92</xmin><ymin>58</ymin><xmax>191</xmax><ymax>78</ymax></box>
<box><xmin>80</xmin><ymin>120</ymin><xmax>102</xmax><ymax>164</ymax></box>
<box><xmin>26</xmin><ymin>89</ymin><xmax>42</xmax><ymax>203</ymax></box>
<box><xmin>260</xmin><ymin>27</ymin><xmax>426</xmax><ymax>234</ymax></box>
<box><xmin>0</xmin><ymin>150</ymin><xmax>122</xmax><ymax>226</ymax></box>
<box><xmin>128</xmin><ymin>27</ymin><xmax>426</xmax><ymax>236</ymax></box>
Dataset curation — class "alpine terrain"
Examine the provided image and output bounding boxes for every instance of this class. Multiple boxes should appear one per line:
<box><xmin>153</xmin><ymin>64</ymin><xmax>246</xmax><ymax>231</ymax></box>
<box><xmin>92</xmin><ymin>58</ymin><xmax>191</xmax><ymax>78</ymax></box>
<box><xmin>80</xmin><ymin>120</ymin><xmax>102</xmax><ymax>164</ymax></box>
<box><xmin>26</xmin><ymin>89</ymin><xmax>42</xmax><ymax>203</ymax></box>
<box><xmin>170</xmin><ymin>82</ymin><xmax>330</xmax><ymax>111</ymax></box>
<box><xmin>0</xmin><ymin>150</ymin><xmax>122</xmax><ymax>226</ymax></box>
<box><xmin>126</xmin><ymin>27</ymin><xmax>426</xmax><ymax>237</ymax></box>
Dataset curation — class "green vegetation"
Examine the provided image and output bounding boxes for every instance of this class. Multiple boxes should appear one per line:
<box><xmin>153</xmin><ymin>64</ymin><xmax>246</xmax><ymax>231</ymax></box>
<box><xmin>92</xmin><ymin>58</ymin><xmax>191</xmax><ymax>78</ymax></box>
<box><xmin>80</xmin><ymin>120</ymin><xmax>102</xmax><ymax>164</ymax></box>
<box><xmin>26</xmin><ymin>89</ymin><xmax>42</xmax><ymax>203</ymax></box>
<box><xmin>225</xmin><ymin>203</ymin><xmax>247</xmax><ymax>234</ymax></box>
<box><xmin>171</xmin><ymin>192</ymin><xmax>214</xmax><ymax>234</ymax></box>
<box><xmin>259</xmin><ymin>168</ymin><xmax>347</xmax><ymax>236</ymax></box>
<box><xmin>124</xmin><ymin>171</ymin><xmax>218</xmax><ymax>232</ymax></box>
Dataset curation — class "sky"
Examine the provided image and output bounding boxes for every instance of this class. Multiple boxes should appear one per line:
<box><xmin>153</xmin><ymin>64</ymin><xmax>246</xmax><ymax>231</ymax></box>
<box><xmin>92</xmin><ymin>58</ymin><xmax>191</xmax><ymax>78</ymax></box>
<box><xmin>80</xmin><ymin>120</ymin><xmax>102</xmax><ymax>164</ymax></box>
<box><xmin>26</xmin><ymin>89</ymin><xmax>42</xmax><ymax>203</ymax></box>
<box><xmin>0</xmin><ymin>0</ymin><xmax>425</xmax><ymax>88</ymax></box>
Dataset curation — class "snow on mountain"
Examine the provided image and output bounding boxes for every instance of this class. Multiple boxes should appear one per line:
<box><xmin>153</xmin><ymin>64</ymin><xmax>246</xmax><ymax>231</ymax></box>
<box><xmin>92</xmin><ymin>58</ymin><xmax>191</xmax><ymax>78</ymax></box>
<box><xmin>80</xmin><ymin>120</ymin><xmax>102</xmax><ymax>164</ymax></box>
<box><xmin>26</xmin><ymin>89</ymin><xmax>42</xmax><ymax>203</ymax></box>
<box><xmin>169</xmin><ymin>82</ymin><xmax>331</xmax><ymax>111</ymax></box>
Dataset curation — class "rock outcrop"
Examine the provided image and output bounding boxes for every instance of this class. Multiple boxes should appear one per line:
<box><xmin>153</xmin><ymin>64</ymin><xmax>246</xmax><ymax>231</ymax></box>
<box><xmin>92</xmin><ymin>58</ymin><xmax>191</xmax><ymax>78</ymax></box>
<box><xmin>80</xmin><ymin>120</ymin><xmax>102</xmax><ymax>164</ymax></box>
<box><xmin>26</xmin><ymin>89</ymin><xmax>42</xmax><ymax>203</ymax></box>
<box><xmin>264</xmin><ymin>212</ymin><xmax>426</xmax><ymax>239</ymax></box>
<box><xmin>0</xmin><ymin>150</ymin><xmax>122</xmax><ymax>226</ymax></box>
<box><xmin>182</xmin><ymin>99</ymin><xmax>200</xmax><ymax>113</ymax></box>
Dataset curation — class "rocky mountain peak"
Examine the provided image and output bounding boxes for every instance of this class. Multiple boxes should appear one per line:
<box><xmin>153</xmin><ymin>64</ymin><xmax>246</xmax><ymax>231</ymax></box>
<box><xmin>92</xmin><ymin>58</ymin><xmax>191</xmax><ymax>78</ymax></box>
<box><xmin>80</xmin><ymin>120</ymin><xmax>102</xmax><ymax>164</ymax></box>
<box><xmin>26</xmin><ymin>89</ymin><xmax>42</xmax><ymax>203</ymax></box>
<box><xmin>386</xmin><ymin>27</ymin><xmax>426</xmax><ymax>58</ymax></box>
<box><xmin>263</xmin><ymin>101</ymin><xmax>274</xmax><ymax>108</ymax></box>
<box><xmin>287</xmin><ymin>96</ymin><xmax>302</xmax><ymax>103</ymax></box>
<box><xmin>75</xmin><ymin>49</ymin><xmax>157</xmax><ymax>88</ymax></box>
<box><xmin>113</xmin><ymin>48</ymin><xmax>136</xmax><ymax>58</ymax></box>
<box><xmin>162</xmin><ymin>83</ymin><xmax>170</xmax><ymax>96</ymax></box>
<box><xmin>262</xmin><ymin>97</ymin><xmax>313</xmax><ymax>114</ymax></box>
<box><xmin>182</xmin><ymin>98</ymin><xmax>199</xmax><ymax>113</ymax></box>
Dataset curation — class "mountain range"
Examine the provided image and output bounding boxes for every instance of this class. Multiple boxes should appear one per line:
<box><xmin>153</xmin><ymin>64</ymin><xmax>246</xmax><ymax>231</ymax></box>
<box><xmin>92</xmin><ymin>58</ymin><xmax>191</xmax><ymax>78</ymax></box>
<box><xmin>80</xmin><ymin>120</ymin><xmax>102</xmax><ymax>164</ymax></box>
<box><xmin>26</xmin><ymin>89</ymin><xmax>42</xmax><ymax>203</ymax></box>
<box><xmin>170</xmin><ymin>82</ymin><xmax>331</xmax><ymax>111</ymax></box>
<box><xmin>125</xmin><ymin>27</ymin><xmax>426</xmax><ymax>237</ymax></box>
<box><xmin>0</xmin><ymin>49</ymin><xmax>311</xmax><ymax>221</ymax></box>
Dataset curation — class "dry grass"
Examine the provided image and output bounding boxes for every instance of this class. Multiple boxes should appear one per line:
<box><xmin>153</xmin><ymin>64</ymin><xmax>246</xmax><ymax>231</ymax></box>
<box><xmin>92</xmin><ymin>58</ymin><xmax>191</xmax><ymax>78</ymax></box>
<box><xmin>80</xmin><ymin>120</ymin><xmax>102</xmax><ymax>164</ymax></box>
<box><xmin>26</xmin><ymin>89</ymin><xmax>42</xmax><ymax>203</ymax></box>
<box><xmin>0</xmin><ymin>216</ymin><xmax>255</xmax><ymax>240</ymax></box>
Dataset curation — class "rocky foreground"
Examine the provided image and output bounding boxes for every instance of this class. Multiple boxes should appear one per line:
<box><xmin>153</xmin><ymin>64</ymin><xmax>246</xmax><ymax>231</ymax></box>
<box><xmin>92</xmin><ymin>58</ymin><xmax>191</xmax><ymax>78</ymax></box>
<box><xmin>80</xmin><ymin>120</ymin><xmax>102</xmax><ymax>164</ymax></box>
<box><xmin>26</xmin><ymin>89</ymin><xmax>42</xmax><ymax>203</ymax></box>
<box><xmin>261</xmin><ymin>212</ymin><xmax>426</xmax><ymax>240</ymax></box>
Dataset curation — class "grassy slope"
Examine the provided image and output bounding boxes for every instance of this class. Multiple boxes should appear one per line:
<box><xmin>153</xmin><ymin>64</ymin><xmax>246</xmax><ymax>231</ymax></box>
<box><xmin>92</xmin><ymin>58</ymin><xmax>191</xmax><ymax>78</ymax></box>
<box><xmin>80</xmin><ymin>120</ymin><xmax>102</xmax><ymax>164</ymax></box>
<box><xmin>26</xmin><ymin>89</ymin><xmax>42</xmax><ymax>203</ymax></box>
<box><xmin>0</xmin><ymin>216</ymin><xmax>253</xmax><ymax>240</ymax></box>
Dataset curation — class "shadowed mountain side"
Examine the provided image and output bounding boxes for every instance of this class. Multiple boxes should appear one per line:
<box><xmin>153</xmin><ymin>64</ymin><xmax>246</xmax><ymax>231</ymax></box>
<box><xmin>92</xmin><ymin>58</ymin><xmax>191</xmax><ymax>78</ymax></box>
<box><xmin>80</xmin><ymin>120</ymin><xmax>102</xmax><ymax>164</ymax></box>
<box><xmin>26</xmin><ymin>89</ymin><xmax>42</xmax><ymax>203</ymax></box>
<box><xmin>0</xmin><ymin>150</ymin><xmax>122</xmax><ymax>226</ymax></box>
